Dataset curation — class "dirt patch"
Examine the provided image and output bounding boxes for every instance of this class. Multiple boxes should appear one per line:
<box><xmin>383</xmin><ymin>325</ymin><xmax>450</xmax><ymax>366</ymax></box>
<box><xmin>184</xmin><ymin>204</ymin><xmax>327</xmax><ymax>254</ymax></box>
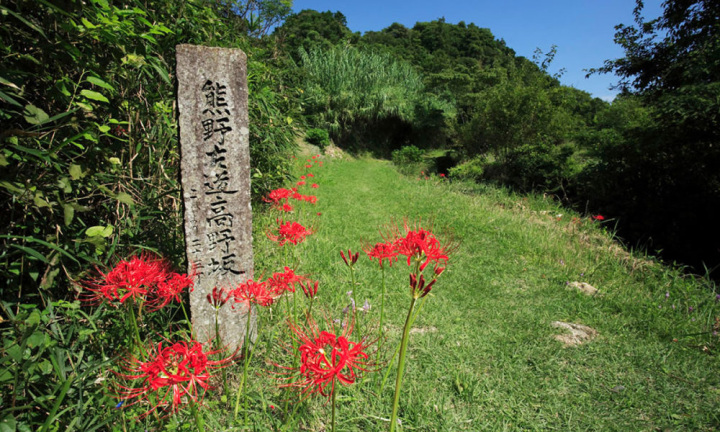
<box><xmin>551</xmin><ymin>321</ymin><xmax>598</xmax><ymax>347</ymax></box>
<box><xmin>567</xmin><ymin>281</ymin><xmax>599</xmax><ymax>296</ymax></box>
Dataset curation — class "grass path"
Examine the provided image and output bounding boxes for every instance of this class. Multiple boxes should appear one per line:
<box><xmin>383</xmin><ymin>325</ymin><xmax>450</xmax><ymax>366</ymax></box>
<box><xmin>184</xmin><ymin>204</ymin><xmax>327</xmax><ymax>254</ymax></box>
<box><xmin>253</xmin><ymin>156</ymin><xmax>720</xmax><ymax>431</ymax></box>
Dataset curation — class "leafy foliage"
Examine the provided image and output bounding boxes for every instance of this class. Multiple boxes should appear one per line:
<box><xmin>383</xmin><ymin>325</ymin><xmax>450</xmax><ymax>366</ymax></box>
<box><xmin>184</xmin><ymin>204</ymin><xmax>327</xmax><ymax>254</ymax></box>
<box><xmin>275</xmin><ymin>9</ymin><xmax>356</xmax><ymax>56</ymax></box>
<box><xmin>584</xmin><ymin>0</ymin><xmax>720</xmax><ymax>274</ymax></box>
<box><xmin>0</xmin><ymin>2</ymin><xmax>299</xmax><ymax>426</ymax></box>
<box><xmin>391</xmin><ymin>145</ymin><xmax>425</xmax><ymax>165</ymax></box>
<box><xmin>305</xmin><ymin>128</ymin><xmax>330</xmax><ymax>151</ymax></box>
<box><xmin>298</xmin><ymin>45</ymin><xmax>450</xmax><ymax>154</ymax></box>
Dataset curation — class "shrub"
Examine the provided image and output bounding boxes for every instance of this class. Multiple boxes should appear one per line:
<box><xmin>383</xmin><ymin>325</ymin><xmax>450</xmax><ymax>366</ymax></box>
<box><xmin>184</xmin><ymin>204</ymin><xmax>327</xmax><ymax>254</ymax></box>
<box><xmin>305</xmin><ymin>128</ymin><xmax>331</xmax><ymax>151</ymax></box>
<box><xmin>448</xmin><ymin>155</ymin><xmax>487</xmax><ymax>182</ymax></box>
<box><xmin>392</xmin><ymin>145</ymin><xmax>424</xmax><ymax>165</ymax></box>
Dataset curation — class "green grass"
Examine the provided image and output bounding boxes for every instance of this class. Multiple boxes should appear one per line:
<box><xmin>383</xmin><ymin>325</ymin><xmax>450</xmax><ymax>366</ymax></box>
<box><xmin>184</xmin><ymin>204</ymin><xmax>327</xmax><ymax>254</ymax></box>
<box><xmin>32</xmin><ymin>155</ymin><xmax>717</xmax><ymax>431</ymax></box>
<box><xmin>242</xmin><ymin>155</ymin><xmax>720</xmax><ymax>431</ymax></box>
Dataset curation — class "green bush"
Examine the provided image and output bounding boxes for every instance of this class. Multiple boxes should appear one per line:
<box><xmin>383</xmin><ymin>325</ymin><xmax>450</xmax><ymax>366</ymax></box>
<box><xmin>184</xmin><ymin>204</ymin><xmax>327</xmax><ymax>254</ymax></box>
<box><xmin>392</xmin><ymin>145</ymin><xmax>425</xmax><ymax>165</ymax></box>
<box><xmin>448</xmin><ymin>155</ymin><xmax>487</xmax><ymax>182</ymax></box>
<box><xmin>305</xmin><ymin>128</ymin><xmax>330</xmax><ymax>151</ymax></box>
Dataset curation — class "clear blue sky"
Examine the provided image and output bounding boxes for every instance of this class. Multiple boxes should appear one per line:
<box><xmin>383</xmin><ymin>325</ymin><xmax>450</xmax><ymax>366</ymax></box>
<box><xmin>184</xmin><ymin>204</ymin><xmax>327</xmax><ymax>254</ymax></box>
<box><xmin>291</xmin><ymin>0</ymin><xmax>665</xmax><ymax>101</ymax></box>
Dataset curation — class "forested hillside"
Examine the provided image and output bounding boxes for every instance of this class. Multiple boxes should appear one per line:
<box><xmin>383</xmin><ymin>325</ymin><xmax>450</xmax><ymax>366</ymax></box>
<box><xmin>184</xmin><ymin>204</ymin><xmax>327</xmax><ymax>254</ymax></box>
<box><xmin>276</xmin><ymin>4</ymin><xmax>720</xmax><ymax>277</ymax></box>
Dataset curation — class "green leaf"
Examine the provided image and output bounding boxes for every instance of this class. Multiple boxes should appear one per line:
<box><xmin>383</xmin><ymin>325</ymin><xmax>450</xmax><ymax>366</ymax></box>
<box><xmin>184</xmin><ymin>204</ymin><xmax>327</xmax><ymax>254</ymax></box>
<box><xmin>39</xmin><ymin>267</ymin><xmax>60</xmax><ymax>291</ymax></box>
<box><xmin>115</xmin><ymin>192</ymin><xmax>134</xmax><ymax>205</ymax></box>
<box><xmin>32</xmin><ymin>193</ymin><xmax>51</xmax><ymax>208</ymax></box>
<box><xmin>80</xmin><ymin>17</ymin><xmax>96</xmax><ymax>29</ymax></box>
<box><xmin>80</xmin><ymin>89</ymin><xmax>109</xmax><ymax>103</ymax></box>
<box><xmin>38</xmin><ymin>359</ymin><xmax>53</xmax><ymax>375</ymax></box>
<box><xmin>85</xmin><ymin>225</ymin><xmax>113</xmax><ymax>238</ymax></box>
<box><xmin>11</xmin><ymin>244</ymin><xmax>48</xmax><ymax>264</ymax></box>
<box><xmin>0</xmin><ymin>154</ymin><xmax>8</xmax><ymax>167</ymax></box>
<box><xmin>23</xmin><ymin>104</ymin><xmax>49</xmax><ymax>125</ymax></box>
<box><xmin>0</xmin><ymin>414</ymin><xmax>17</xmax><ymax>432</ymax></box>
<box><xmin>75</xmin><ymin>101</ymin><xmax>93</xmax><ymax>112</ymax></box>
<box><xmin>98</xmin><ymin>124</ymin><xmax>110</xmax><ymax>133</ymax></box>
<box><xmin>0</xmin><ymin>5</ymin><xmax>47</xmax><ymax>39</ymax></box>
<box><xmin>149</xmin><ymin>60</ymin><xmax>171</xmax><ymax>84</ymax></box>
<box><xmin>63</xmin><ymin>204</ymin><xmax>74</xmax><ymax>225</ymax></box>
<box><xmin>0</xmin><ymin>181</ymin><xmax>26</xmax><ymax>194</ymax></box>
<box><xmin>0</xmin><ymin>89</ymin><xmax>23</xmax><ymax>108</ymax></box>
<box><xmin>86</xmin><ymin>76</ymin><xmax>115</xmax><ymax>92</ymax></box>
<box><xmin>26</xmin><ymin>331</ymin><xmax>45</xmax><ymax>348</ymax></box>
<box><xmin>5</xmin><ymin>344</ymin><xmax>21</xmax><ymax>362</ymax></box>
<box><xmin>25</xmin><ymin>309</ymin><xmax>41</xmax><ymax>326</ymax></box>
<box><xmin>0</xmin><ymin>235</ymin><xmax>80</xmax><ymax>264</ymax></box>
<box><xmin>0</xmin><ymin>76</ymin><xmax>20</xmax><ymax>90</ymax></box>
<box><xmin>69</xmin><ymin>164</ymin><xmax>84</xmax><ymax>180</ymax></box>
<box><xmin>58</xmin><ymin>177</ymin><xmax>72</xmax><ymax>193</ymax></box>
<box><xmin>85</xmin><ymin>226</ymin><xmax>105</xmax><ymax>237</ymax></box>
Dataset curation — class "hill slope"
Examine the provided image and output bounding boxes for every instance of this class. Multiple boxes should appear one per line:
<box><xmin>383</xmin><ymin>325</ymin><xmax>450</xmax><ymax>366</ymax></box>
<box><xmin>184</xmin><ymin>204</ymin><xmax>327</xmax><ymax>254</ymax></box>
<box><xmin>256</xmin><ymin>155</ymin><xmax>720</xmax><ymax>430</ymax></box>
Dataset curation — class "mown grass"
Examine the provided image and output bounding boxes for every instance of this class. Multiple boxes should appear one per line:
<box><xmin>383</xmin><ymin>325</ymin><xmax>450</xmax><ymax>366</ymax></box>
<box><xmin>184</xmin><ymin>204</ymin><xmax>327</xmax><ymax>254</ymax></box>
<box><xmin>111</xmin><ymin>154</ymin><xmax>720</xmax><ymax>431</ymax></box>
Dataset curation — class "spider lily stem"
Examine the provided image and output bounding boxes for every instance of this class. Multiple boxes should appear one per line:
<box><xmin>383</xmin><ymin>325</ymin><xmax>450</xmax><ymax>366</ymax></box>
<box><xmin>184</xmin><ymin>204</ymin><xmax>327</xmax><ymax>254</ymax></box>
<box><xmin>389</xmin><ymin>296</ymin><xmax>416</xmax><ymax>432</ymax></box>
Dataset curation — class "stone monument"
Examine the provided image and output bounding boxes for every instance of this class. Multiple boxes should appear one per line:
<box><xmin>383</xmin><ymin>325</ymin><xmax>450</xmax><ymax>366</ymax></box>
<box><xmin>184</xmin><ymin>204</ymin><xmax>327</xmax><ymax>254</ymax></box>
<box><xmin>176</xmin><ymin>44</ymin><xmax>254</xmax><ymax>352</ymax></box>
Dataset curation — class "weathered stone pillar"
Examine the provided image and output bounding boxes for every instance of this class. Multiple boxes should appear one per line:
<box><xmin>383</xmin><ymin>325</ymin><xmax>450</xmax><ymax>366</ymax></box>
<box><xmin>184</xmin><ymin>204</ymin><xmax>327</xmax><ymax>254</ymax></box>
<box><xmin>176</xmin><ymin>44</ymin><xmax>254</xmax><ymax>352</ymax></box>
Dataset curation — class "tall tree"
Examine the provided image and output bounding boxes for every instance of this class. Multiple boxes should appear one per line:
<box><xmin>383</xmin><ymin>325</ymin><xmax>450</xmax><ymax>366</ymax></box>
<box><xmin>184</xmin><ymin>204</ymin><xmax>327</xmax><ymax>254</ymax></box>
<box><xmin>587</xmin><ymin>0</ymin><xmax>720</xmax><ymax>274</ymax></box>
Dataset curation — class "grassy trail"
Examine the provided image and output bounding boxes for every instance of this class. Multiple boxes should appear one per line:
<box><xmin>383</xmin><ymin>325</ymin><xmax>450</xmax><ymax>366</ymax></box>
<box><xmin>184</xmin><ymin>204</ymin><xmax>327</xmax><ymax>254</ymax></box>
<box><xmin>255</xmin><ymin>156</ymin><xmax>719</xmax><ymax>431</ymax></box>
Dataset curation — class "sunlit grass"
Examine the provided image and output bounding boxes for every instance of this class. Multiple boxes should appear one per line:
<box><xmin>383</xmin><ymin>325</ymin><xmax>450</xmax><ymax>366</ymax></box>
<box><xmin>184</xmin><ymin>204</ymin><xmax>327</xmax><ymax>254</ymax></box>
<box><xmin>124</xmin><ymin>155</ymin><xmax>720</xmax><ymax>430</ymax></box>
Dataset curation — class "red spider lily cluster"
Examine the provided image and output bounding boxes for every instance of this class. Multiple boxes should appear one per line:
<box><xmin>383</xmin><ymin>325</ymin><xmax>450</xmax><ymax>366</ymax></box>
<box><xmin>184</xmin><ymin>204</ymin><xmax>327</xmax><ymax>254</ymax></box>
<box><xmin>206</xmin><ymin>269</ymin><xmax>318</xmax><ymax>309</ymax></box>
<box><xmin>277</xmin><ymin>318</ymin><xmax>372</xmax><ymax>400</ymax></box>
<box><xmin>267</xmin><ymin>219</ymin><xmax>314</xmax><ymax>246</ymax></box>
<box><xmin>230</xmin><ymin>279</ymin><xmax>277</xmax><ymax>308</ymax></box>
<box><xmin>364</xmin><ymin>241</ymin><xmax>399</xmax><ymax>269</ymax></box>
<box><xmin>365</xmin><ymin>223</ymin><xmax>452</xmax><ymax>273</ymax></box>
<box><xmin>263</xmin><ymin>187</ymin><xmax>318</xmax><ymax>213</ymax></box>
<box><xmin>113</xmin><ymin>340</ymin><xmax>233</xmax><ymax>418</ymax></box>
<box><xmin>81</xmin><ymin>254</ymin><xmax>194</xmax><ymax>311</ymax></box>
<box><xmin>267</xmin><ymin>266</ymin><xmax>306</xmax><ymax>295</ymax></box>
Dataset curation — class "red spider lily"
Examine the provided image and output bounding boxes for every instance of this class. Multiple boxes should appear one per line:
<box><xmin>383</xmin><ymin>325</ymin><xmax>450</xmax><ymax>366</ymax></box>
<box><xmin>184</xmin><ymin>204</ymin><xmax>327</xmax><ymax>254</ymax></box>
<box><xmin>113</xmin><ymin>340</ymin><xmax>233</xmax><ymax>418</ymax></box>
<box><xmin>206</xmin><ymin>287</ymin><xmax>231</xmax><ymax>309</ymax></box>
<box><xmin>311</xmin><ymin>183</ymin><xmax>319</xmax><ymax>189</ymax></box>
<box><xmin>277</xmin><ymin>317</ymin><xmax>372</xmax><ymax>400</ymax></box>
<box><xmin>340</xmin><ymin>249</ymin><xmax>359</xmax><ymax>267</ymax></box>
<box><xmin>267</xmin><ymin>267</ymin><xmax>306</xmax><ymax>295</ymax></box>
<box><xmin>282</xmin><ymin>203</ymin><xmax>294</xmax><ymax>212</ymax></box>
<box><xmin>300</xmin><ymin>175</ymin><xmax>306</xmax><ymax>180</ymax></box>
<box><xmin>592</xmin><ymin>215</ymin><xmax>605</xmax><ymax>221</ymax></box>
<box><xmin>148</xmin><ymin>270</ymin><xmax>195</xmax><ymax>311</ymax></box>
<box><xmin>230</xmin><ymin>279</ymin><xmax>276</xmax><ymax>308</ymax></box>
<box><xmin>393</xmin><ymin>224</ymin><xmax>451</xmax><ymax>272</ymax></box>
<box><xmin>364</xmin><ymin>241</ymin><xmax>399</xmax><ymax>268</ymax></box>
<box><xmin>296</xmin><ymin>180</ymin><xmax>306</xmax><ymax>186</ymax></box>
<box><xmin>300</xmin><ymin>280</ymin><xmax>319</xmax><ymax>299</ymax></box>
<box><xmin>81</xmin><ymin>254</ymin><xmax>170</xmax><ymax>306</ymax></box>
<box><xmin>263</xmin><ymin>188</ymin><xmax>293</xmax><ymax>210</ymax></box>
<box><xmin>305</xmin><ymin>164</ymin><xmax>313</xmax><ymax>168</ymax></box>
<box><xmin>267</xmin><ymin>220</ymin><xmax>314</xmax><ymax>246</ymax></box>
<box><xmin>307</xmin><ymin>173</ymin><xmax>315</xmax><ymax>177</ymax></box>
<box><xmin>290</xmin><ymin>193</ymin><xmax>317</xmax><ymax>204</ymax></box>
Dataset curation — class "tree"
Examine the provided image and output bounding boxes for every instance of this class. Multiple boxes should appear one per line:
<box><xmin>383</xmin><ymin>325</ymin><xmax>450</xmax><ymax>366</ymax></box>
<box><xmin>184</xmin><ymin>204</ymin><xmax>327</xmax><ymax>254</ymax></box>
<box><xmin>213</xmin><ymin>0</ymin><xmax>293</xmax><ymax>36</ymax></box>
<box><xmin>274</xmin><ymin>10</ymin><xmax>355</xmax><ymax>56</ymax></box>
<box><xmin>586</xmin><ymin>0</ymin><xmax>720</xmax><ymax>275</ymax></box>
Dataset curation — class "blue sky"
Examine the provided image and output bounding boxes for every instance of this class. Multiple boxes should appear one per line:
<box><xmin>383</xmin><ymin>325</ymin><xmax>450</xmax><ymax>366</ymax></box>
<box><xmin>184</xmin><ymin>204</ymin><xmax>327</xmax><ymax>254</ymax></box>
<box><xmin>291</xmin><ymin>0</ymin><xmax>665</xmax><ymax>101</ymax></box>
